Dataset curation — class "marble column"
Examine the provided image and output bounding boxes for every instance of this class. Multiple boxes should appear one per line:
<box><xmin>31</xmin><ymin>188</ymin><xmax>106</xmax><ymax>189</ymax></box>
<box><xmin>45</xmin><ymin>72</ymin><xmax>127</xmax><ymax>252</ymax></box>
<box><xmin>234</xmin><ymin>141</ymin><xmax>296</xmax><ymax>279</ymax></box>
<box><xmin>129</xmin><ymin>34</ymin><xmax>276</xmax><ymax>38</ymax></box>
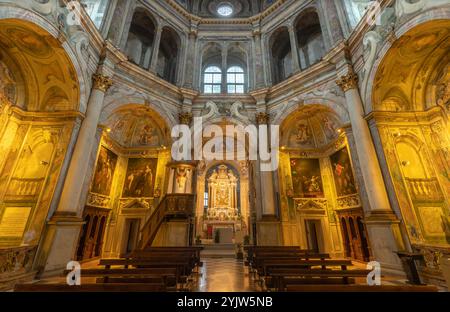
<box><xmin>255</xmin><ymin>112</ymin><xmax>281</xmax><ymax>245</ymax></box>
<box><xmin>150</xmin><ymin>26</ymin><xmax>163</xmax><ymax>73</ymax></box>
<box><xmin>57</xmin><ymin>74</ymin><xmax>113</xmax><ymax>214</ymax></box>
<box><xmin>288</xmin><ymin>24</ymin><xmax>301</xmax><ymax>73</ymax></box>
<box><xmin>35</xmin><ymin>73</ymin><xmax>113</xmax><ymax>276</ymax></box>
<box><xmin>336</xmin><ymin>70</ymin><xmax>405</xmax><ymax>273</ymax></box>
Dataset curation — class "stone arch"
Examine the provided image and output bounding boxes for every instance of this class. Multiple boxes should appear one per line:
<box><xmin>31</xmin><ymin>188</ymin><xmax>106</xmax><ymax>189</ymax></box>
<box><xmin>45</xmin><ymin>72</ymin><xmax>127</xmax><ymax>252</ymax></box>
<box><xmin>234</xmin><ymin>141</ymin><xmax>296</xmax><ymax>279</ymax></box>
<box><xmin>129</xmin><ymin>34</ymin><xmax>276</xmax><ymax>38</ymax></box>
<box><xmin>0</xmin><ymin>17</ymin><xmax>82</xmax><ymax>112</ymax></box>
<box><xmin>269</xmin><ymin>26</ymin><xmax>292</xmax><ymax>84</ymax></box>
<box><xmin>364</xmin><ymin>8</ymin><xmax>450</xmax><ymax>112</ymax></box>
<box><xmin>158</xmin><ymin>26</ymin><xmax>182</xmax><ymax>84</ymax></box>
<box><xmin>100</xmin><ymin>95</ymin><xmax>178</xmax><ymax>129</ymax></box>
<box><xmin>294</xmin><ymin>7</ymin><xmax>326</xmax><ymax>70</ymax></box>
<box><xmin>102</xmin><ymin>103</ymin><xmax>173</xmax><ymax>148</ymax></box>
<box><xmin>273</xmin><ymin>96</ymin><xmax>349</xmax><ymax>126</ymax></box>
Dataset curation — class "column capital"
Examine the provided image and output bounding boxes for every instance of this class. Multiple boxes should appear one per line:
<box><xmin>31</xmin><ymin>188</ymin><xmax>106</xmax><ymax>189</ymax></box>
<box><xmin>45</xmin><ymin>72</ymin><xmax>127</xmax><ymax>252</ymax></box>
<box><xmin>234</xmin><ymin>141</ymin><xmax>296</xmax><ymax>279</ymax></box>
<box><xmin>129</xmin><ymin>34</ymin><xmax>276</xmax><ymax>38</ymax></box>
<box><xmin>336</xmin><ymin>72</ymin><xmax>359</xmax><ymax>92</ymax></box>
<box><xmin>179</xmin><ymin>112</ymin><xmax>193</xmax><ymax>125</ymax></box>
<box><xmin>92</xmin><ymin>74</ymin><xmax>113</xmax><ymax>92</ymax></box>
<box><xmin>256</xmin><ymin>112</ymin><xmax>270</xmax><ymax>125</ymax></box>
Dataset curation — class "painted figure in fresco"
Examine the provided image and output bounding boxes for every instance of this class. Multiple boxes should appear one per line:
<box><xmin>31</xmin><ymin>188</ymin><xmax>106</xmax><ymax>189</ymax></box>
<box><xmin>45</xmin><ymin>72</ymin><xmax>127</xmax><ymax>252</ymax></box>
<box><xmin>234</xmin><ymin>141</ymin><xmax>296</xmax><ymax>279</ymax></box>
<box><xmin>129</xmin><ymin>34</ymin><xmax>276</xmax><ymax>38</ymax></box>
<box><xmin>139</xmin><ymin>124</ymin><xmax>159</xmax><ymax>146</ymax></box>
<box><xmin>430</xmin><ymin>122</ymin><xmax>450</xmax><ymax>180</ymax></box>
<box><xmin>295</xmin><ymin>123</ymin><xmax>311</xmax><ymax>145</ymax></box>
<box><xmin>323</xmin><ymin>117</ymin><xmax>337</xmax><ymax>140</ymax></box>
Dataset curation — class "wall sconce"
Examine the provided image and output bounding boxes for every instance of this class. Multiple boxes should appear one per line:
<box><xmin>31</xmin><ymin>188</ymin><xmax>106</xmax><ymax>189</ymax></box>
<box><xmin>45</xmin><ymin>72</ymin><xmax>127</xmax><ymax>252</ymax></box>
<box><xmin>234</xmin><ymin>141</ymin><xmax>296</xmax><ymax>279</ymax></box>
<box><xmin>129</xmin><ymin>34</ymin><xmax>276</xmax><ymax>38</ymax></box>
<box><xmin>393</xmin><ymin>132</ymin><xmax>401</xmax><ymax>138</ymax></box>
<box><xmin>401</xmin><ymin>160</ymin><xmax>411</xmax><ymax>167</ymax></box>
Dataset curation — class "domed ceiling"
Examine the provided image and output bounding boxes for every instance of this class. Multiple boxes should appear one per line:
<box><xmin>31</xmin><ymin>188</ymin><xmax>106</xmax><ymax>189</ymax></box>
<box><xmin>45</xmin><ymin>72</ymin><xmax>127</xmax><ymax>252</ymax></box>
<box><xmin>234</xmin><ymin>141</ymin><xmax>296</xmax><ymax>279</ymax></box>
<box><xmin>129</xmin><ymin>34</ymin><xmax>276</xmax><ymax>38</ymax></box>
<box><xmin>281</xmin><ymin>105</ymin><xmax>342</xmax><ymax>149</ymax></box>
<box><xmin>373</xmin><ymin>20</ymin><xmax>450</xmax><ymax>112</ymax></box>
<box><xmin>174</xmin><ymin>0</ymin><xmax>276</xmax><ymax>18</ymax></box>
<box><xmin>105</xmin><ymin>106</ymin><xmax>169</xmax><ymax>149</ymax></box>
<box><xmin>0</xmin><ymin>20</ymin><xmax>79</xmax><ymax>112</ymax></box>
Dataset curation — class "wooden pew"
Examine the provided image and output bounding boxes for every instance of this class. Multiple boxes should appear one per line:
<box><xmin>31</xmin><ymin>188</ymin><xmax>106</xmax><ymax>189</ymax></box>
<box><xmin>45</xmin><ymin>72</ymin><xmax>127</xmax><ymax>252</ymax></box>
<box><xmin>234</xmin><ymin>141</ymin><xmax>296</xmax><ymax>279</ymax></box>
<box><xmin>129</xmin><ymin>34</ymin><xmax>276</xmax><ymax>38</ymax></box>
<box><xmin>62</xmin><ymin>268</ymin><xmax>178</xmax><ymax>288</ymax></box>
<box><xmin>259</xmin><ymin>259</ymin><xmax>353</xmax><ymax>278</ymax></box>
<box><xmin>14</xmin><ymin>283</ymin><xmax>166</xmax><ymax>292</ymax></box>
<box><xmin>98</xmin><ymin>258</ymin><xmax>192</xmax><ymax>286</ymax></box>
<box><xmin>266</xmin><ymin>269</ymin><xmax>372</xmax><ymax>291</ymax></box>
<box><xmin>286</xmin><ymin>284</ymin><xmax>439</xmax><ymax>292</ymax></box>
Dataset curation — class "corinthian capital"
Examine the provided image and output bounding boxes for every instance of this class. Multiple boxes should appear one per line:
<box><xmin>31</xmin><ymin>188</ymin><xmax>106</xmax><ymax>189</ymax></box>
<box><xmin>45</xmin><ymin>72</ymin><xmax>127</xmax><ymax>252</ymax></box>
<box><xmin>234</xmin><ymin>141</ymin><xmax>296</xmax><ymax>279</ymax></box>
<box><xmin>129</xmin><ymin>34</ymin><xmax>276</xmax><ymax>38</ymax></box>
<box><xmin>336</xmin><ymin>72</ymin><xmax>359</xmax><ymax>92</ymax></box>
<box><xmin>256</xmin><ymin>112</ymin><xmax>270</xmax><ymax>125</ymax></box>
<box><xmin>179</xmin><ymin>112</ymin><xmax>193</xmax><ymax>125</ymax></box>
<box><xmin>92</xmin><ymin>74</ymin><xmax>113</xmax><ymax>92</ymax></box>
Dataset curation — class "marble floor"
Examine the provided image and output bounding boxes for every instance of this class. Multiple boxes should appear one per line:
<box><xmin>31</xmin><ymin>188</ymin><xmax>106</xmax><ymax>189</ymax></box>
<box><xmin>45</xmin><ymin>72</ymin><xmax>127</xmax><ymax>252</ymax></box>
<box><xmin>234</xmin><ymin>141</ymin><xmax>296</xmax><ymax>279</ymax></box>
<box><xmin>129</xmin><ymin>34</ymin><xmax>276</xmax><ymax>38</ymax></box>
<box><xmin>194</xmin><ymin>258</ymin><xmax>262</xmax><ymax>292</ymax></box>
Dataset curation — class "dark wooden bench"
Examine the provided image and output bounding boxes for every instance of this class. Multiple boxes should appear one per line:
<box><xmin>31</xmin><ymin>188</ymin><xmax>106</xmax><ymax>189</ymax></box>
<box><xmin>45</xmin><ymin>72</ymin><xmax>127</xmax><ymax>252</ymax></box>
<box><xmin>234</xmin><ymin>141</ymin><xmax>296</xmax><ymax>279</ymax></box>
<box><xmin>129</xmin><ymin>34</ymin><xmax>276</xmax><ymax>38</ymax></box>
<box><xmin>14</xmin><ymin>283</ymin><xmax>166</xmax><ymax>292</ymax></box>
<box><xmin>260</xmin><ymin>259</ymin><xmax>353</xmax><ymax>278</ymax></box>
<box><xmin>62</xmin><ymin>268</ymin><xmax>178</xmax><ymax>288</ymax></box>
<box><xmin>266</xmin><ymin>269</ymin><xmax>372</xmax><ymax>291</ymax></box>
<box><xmin>98</xmin><ymin>258</ymin><xmax>192</xmax><ymax>286</ymax></box>
<box><xmin>286</xmin><ymin>284</ymin><xmax>439</xmax><ymax>292</ymax></box>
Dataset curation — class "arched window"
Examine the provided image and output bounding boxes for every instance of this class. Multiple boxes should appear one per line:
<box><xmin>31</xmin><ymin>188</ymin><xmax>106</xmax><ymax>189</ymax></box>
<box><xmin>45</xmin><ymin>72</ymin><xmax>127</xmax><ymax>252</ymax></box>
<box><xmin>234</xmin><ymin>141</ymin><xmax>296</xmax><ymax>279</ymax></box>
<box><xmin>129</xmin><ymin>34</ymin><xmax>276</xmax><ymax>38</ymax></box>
<box><xmin>227</xmin><ymin>66</ymin><xmax>245</xmax><ymax>94</ymax></box>
<box><xmin>81</xmin><ymin>0</ymin><xmax>110</xmax><ymax>29</ymax></box>
<box><xmin>204</xmin><ymin>66</ymin><xmax>222</xmax><ymax>94</ymax></box>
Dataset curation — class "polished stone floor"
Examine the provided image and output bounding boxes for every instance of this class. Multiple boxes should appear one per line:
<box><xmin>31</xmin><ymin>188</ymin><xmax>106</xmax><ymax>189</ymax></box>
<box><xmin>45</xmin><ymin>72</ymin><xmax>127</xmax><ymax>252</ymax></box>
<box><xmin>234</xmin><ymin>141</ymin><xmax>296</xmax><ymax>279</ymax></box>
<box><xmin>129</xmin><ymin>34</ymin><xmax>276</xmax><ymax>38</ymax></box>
<box><xmin>194</xmin><ymin>258</ymin><xmax>262</xmax><ymax>292</ymax></box>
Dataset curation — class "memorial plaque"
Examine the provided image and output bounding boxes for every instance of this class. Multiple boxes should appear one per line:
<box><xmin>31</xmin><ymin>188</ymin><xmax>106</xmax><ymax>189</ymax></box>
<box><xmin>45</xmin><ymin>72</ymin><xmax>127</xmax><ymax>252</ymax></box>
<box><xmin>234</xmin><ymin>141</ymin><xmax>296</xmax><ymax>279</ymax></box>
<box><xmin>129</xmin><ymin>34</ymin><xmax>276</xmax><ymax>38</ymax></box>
<box><xmin>0</xmin><ymin>207</ymin><xmax>31</xmax><ymax>238</ymax></box>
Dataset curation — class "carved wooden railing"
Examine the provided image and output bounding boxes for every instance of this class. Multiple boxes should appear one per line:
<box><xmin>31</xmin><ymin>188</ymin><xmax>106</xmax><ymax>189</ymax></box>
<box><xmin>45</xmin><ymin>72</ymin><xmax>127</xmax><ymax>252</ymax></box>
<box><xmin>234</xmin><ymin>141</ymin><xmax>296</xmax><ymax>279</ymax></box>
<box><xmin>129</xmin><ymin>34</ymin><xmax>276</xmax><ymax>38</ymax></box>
<box><xmin>405</xmin><ymin>178</ymin><xmax>444</xmax><ymax>202</ymax></box>
<box><xmin>138</xmin><ymin>194</ymin><xmax>196</xmax><ymax>250</ymax></box>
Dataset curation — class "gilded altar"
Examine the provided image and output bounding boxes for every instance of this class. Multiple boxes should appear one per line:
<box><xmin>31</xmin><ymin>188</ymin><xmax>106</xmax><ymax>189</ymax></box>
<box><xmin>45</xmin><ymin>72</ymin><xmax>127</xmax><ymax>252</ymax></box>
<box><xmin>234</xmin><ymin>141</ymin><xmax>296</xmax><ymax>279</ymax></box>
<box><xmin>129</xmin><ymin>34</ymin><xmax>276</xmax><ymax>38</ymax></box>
<box><xmin>206</xmin><ymin>165</ymin><xmax>239</xmax><ymax>221</ymax></box>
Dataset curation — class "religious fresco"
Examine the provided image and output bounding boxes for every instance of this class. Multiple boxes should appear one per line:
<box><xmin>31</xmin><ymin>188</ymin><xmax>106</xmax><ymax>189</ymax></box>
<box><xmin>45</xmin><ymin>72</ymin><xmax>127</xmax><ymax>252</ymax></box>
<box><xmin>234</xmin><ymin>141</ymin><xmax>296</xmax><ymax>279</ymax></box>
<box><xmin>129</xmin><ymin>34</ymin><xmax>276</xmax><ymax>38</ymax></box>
<box><xmin>330</xmin><ymin>148</ymin><xmax>357</xmax><ymax>197</ymax></box>
<box><xmin>91</xmin><ymin>146</ymin><xmax>118</xmax><ymax>196</ymax></box>
<box><xmin>122</xmin><ymin>158</ymin><xmax>157</xmax><ymax>198</ymax></box>
<box><xmin>288</xmin><ymin>120</ymin><xmax>314</xmax><ymax>148</ymax></box>
<box><xmin>283</xmin><ymin>106</ymin><xmax>341</xmax><ymax>149</ymax></box>
<box><xmin>106</xmin><ymin>107</ymin><xmax>163</xmax><ymax>148</ymax></box>
<box><xmin>290</xmin><ymin>158</ymin><xmax>324</xmax><ymax>198</ymax></box>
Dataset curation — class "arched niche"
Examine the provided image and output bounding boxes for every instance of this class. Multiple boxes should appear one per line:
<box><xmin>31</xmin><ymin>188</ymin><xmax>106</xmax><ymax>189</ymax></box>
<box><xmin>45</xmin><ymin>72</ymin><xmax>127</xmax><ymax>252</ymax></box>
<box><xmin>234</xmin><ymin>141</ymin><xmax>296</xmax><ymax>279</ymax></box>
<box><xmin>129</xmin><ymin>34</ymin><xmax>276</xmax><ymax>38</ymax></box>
<box><xmin>104</xmin><ymin>105</ymin><xmax>171</xmax><ymax>149</ymax></box>
<box><xmin>295</xmin><ymin>8</ymin><xmax>326</xmax><ymax>70</ymax></box>
<box><xmin>157</xmin><ymin>27</ymin><xmax>181</xmax><ymax>84</ymax></box>
<box><xmin>125</xmin><ymin>9</ymin><xmax>157</xmax><ymax>70</ymax></box>
<box><xmin>0</xmin><ymin>19</ymin><xmax>79</xmax><ymax>112</ymax></box>
<box><xmin>280</xmin><ymin>105</ymin><xmax>343</xmax><ymax>150</ymax></box>
<box><xmin>269</xmin><ymin>27</ymin><xmax>292</xmax><ymax>85</ymax></box>
<box><xmin>372</xmin><ymin>20</ymin><xmax>450</xmax><ymax>112</ymax></box>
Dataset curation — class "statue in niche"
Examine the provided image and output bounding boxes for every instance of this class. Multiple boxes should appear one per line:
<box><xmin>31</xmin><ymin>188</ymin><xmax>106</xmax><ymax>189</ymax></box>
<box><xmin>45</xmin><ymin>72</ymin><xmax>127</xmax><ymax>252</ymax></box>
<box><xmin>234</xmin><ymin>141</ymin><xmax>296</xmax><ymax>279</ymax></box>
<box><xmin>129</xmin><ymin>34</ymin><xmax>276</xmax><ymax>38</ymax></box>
<box><xmin>123</xmin><ymin>158</ymin><xmax>157</xmax><ymax>198</ymax></box>
<box><xmin>176</xmin><ymin>167</ymin><xmax>188</xmax><ymax>192</ymax></box>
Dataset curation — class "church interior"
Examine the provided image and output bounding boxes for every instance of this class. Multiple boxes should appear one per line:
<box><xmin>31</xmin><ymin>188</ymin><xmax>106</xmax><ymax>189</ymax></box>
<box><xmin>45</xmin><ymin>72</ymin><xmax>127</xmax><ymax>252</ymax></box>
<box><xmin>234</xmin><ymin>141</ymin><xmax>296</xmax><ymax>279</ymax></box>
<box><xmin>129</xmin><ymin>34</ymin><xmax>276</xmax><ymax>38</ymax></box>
<box><xmin>0</xmin><ymin>0</ymin><xmax>449</xmax><ymax>293</ymax></box>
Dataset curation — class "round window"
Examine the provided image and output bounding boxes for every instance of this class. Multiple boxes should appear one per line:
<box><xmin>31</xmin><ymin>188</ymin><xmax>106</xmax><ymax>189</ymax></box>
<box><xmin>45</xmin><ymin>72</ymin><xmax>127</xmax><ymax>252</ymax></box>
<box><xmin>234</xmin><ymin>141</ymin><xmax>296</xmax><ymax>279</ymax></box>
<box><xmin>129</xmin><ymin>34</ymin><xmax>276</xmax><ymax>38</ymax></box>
<box><xmin>217</xmin><ymin>3</ymin><xmax>234</xmax><ymax>17</ymax></box>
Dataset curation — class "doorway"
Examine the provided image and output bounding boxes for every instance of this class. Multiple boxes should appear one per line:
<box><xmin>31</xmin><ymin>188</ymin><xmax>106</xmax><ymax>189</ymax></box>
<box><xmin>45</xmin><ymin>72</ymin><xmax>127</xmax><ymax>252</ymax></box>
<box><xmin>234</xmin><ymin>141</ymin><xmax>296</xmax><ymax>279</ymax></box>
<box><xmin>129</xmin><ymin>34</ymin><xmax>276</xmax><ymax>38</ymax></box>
<box><xmin>123</xmin><ymin>219</ymin><xmax>141</xmax><ymax>254</ymax></box>
<box><xmin>305</xmin><ymin>220</ymin><xmax>322</xmax><ymax>253</ymax></box>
